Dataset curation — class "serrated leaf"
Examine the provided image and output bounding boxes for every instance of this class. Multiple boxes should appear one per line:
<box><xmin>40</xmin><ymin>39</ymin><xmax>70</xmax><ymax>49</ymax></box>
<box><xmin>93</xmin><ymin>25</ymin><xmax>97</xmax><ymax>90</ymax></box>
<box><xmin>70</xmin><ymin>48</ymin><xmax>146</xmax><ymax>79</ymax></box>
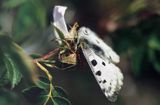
<box><xmin>3</xmin><ymin>53</ymin><xmax>22</xmax><ymax>88</ymax></box>
<box><xmin>23</xmin><ymin>85</ymin><xmax>70</xmax><ymax>105</ymax></box>
<box><xmin>53</xmin><ymin>86</ymin><xmax>68</xmax><ymax>98</ymax></box>
<box><xmin>23</xmin><ymin>86</ymin><xmax>47</xmax><ymax>105</ymax></box>
<box><xmin>36</xmin><ymin>76</ymin><xmax>50</xmax><ymax>89</ymax></box>
<box><xmin>0</xmin><ymin>88</ymin><xmax>19</xmax><ymax>105</ymax></box>
<box><xmin>54</xmin><ymin>97</ymin><xmax>71</xmax><ymax>105</ymax></box>
<box><xmin>0</xmin><ymin>35</ymin><xmax>38</xmax><ymax>88</ymax></box>
<box><xmin>0</xmin><ymin>50</ymin><xmax>9</xmax><ymax>87</ymax></box>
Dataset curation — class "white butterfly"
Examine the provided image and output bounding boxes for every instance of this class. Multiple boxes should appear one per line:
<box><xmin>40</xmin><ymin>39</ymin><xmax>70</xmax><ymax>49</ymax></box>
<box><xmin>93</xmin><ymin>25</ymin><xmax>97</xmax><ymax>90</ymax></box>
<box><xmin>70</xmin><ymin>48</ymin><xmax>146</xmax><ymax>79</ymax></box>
<box><xmin>78</xmin><ymin>27</ymin><xmax>123</xmax><ymax>102</ymax></box>
<box><xmin>53</xmin><ymin>6</ymin><xmax>123</xmax><ymax>102</ymax></box>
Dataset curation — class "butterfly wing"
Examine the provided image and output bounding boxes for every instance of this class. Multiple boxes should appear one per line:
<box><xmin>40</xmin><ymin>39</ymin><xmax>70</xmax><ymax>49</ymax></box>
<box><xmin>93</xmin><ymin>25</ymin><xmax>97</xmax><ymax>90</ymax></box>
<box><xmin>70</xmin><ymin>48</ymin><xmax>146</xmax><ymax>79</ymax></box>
<box><xmin>78</xmin><ymin>27</ymin><xmax>120</xmax><ymax>63</ymax></box>
<box><xmin>81</xmin><ymin>45</ymin><xmax>123</xmax><ymax>102</ymax></box>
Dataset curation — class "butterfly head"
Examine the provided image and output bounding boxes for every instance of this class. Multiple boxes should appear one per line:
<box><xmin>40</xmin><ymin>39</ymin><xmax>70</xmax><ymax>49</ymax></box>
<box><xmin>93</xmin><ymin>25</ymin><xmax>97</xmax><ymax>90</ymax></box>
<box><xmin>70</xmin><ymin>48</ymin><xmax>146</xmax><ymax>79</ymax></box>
<box><xmin>78</xmin><ymin>27</ymin><xmax>90</xmax><ymax>35</ymax></box>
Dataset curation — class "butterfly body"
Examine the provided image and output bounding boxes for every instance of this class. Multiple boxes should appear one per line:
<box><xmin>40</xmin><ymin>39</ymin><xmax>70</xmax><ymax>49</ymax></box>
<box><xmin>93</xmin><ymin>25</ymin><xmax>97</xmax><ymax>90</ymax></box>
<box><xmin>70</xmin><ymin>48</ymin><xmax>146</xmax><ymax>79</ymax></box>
<box><xmin>78</xmin><ymin>27</ymin><xmax>120</xmax><ymax>63</ymax></box>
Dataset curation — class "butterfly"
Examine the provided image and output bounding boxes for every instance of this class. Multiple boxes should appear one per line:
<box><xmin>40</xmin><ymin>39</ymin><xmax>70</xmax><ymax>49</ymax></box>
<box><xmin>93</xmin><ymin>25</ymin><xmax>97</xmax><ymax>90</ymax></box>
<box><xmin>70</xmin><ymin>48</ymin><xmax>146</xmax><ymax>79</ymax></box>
<box><xmin>78</xmin><ymin>27</ymin><xmax>123</xmax><ymax>102</ymax></box>
<box><xmin>53</xmin><ymin>5</ymin><xmax>123</xmax><ymax>102</ymax></box>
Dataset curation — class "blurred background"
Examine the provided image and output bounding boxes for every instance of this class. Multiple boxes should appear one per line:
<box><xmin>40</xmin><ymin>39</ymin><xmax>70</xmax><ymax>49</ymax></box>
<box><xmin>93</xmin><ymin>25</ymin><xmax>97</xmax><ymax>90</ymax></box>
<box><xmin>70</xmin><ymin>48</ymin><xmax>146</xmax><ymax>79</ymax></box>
<box><xmin>1</xmin><ymin>0</ymin><xmax>160</xmax><ymax>105</ymax></box>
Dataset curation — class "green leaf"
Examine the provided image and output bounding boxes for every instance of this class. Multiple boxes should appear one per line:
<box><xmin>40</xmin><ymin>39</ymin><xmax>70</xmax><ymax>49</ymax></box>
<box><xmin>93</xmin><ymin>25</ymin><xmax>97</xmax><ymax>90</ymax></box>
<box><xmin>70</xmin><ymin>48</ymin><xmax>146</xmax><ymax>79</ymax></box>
<box><xmin>3</xmin><ymin>53</ymin><xmax>22</xmax><ymax>88</ymax></box>
<box><xmin>54</xmin><ymin>97</ymin><xmax>71</xmax><ymax>105</ymax></box>
<box><xmin>148</xmin><ymin>48</ymin><xmax>155</xmax><ymax>62</ymax></box>
<box><xmin>128</xmin><ymin>0</ymin><xmax>147</xmax><ymax>13</ymax></box>
<box><xmin>0</xmin><ymin>51</ymin><xmax>9</xmax><ymax>87</ymax></box>
<box><xmin>0</xmin><ymin>88</ymin><xmax>19</xmax><ymax>105</ymax></box>
<box><xmin>154</xmin><ymin>62</ymin><xmax>160</xmax><ymax>73</ymax></box>
<box><xmin>53</xmin><ymin>25</ymin><xmax>65</xmax><ymax>45</ymax></box>
<box><xmin>13</xmin><ymin>1</ymin><xmax>46</xmax><ymax>43</ymax></box>
<box><xmin>148</xmin><ymin>35</ymin><xmax>160</xmax><ymax>50</ymax></box>
<box><xmin>131</xmin><ymin>46</ymin><xmax>145</xmax><ymax>76</ymax></box>
<box><xmin>149</xmin><ymin>49</ymin><xmax>160</xmax><ymax>73</ymax></box>
<box><xmin>36</xmin><ymin>76</ymin><xmax>50</xmax><ymax>89</ymax></box>
<box><xmin>53</xmin><ymin>86</ymin><xmax>68</xmax><ymax>99</ymax></box>
<box><xmin>23</xmin><ymin>84</ymin><xmax>70</xmax><ymax>105</ymax></box>
<box><xmin>23</xmin><ymin>86</ymin><xmax>47</xmax><ymax>105</ymax></box>
<box><xmin>0</xmin><ymin>35</ymin><xmax>38</xmax><ymax>88</ymax></box>
<box><xmin>2</xmin><ymin>0</ymin><xmax>26</xmax><ymax>8</ymax></box>
<box><xmin>30</xmin><ymin>53</ymin><xmax>42</xmax><ymax>59</ymax></box>
<box><xmin>53</xmin><ymin>87</ymin><xmax>70</xmax><ymax>105</ymax></box>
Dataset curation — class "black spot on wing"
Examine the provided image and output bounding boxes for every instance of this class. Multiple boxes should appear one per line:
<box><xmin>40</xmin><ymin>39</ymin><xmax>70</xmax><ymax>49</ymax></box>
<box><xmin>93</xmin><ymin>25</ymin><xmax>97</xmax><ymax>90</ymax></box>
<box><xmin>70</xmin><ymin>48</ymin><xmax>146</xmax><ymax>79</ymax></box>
<box><xmin>92</xmin><ymin>45</ymin><xmax>101</xmax><ymax>52</ymax></box>
<box><xmin>99</xmin><ymin>80</ymin><xmax>102</xmax><ymax>83</ymax></box>
<box><xmin>96</xmin><ymin>71</ymin><xmax>101</xmax><ymax>76</ymax></box>
<box><xmin>92</xmin><ymin>44</ymin><xmax>105</xmax><ymax>56</ymax></box>
<box><xmin>102</xmin><ymin>62</ymin><xmax>106</xmax><ymax>66</ymax></box>
<box><xmin>91</xmin><ymin>59</ymin><xmax>97</xmax><ymax>66</ymax></box>
<box><xmin>103</xmin><ymin>80</ymin><xmax>106</xmax><ymax>83</ymax></box>
<box><xmin>102</xmin><ymin>88</ymin><xmax>105</xmax><ymax>93</ymax></box>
